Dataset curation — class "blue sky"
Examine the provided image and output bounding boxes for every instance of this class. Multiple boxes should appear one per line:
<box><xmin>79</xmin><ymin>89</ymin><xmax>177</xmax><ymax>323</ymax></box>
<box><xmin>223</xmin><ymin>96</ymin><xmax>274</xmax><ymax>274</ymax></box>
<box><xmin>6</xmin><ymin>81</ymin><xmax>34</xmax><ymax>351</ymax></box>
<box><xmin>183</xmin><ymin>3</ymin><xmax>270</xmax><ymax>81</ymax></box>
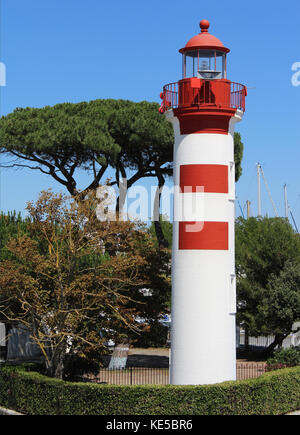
<box><xmin>0</xmin><ymin>0</ymin><xmax>300</xmax><ymax>229</ymax></box>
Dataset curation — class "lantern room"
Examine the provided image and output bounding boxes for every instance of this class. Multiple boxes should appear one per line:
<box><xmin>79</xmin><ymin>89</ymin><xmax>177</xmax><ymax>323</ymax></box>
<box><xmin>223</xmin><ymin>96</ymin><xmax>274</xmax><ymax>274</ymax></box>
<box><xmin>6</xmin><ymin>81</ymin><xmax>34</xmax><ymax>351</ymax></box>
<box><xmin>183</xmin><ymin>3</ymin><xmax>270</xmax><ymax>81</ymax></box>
<box><xmin>159</xmin><ymin>19</ymin><xmax>246</xmax><ymax>114</ymax></box>
<box><xmin>180</xmin><ymin>20</ymin><xmax>230</xmax><ymax>80</ymax></box>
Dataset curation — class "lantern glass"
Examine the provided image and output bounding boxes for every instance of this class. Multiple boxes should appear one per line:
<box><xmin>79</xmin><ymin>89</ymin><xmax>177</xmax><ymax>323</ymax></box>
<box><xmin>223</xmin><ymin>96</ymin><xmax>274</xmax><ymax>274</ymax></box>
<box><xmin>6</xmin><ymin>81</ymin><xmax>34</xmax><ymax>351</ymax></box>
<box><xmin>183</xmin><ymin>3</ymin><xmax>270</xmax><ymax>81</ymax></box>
<box><xmin>182</xmin><ymin>50</ymin><xmax>227</xmax><ymax>80</ymax></box>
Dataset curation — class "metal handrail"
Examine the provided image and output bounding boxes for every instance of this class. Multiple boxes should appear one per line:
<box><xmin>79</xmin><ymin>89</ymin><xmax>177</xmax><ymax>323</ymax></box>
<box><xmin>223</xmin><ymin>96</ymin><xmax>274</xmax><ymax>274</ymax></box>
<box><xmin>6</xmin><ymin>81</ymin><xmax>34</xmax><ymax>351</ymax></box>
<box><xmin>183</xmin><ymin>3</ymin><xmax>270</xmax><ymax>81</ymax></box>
<box><xmin>159</xmin><ymin>79</ymin><xmax>246</xmax><ymax>113</ymax></box>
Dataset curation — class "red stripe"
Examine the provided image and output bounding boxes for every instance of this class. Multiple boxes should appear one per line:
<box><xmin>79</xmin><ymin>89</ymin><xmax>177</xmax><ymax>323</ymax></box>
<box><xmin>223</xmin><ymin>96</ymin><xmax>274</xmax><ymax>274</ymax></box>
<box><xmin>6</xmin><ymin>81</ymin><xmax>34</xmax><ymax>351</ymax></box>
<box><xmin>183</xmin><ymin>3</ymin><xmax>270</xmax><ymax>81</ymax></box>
<box><xmin>179</xmin><ymin>221</ymin><xmax>228</xmax><ymax>250</ymax></box>
<box><xmin>174</xmin><ymin>110</ymin><xmax>235</xmax><ymax>135</ymax></box>
<box><xmin>180</xmin><ymin>164</ymin><xmax>228</xmax><ymax>193</ymax></box>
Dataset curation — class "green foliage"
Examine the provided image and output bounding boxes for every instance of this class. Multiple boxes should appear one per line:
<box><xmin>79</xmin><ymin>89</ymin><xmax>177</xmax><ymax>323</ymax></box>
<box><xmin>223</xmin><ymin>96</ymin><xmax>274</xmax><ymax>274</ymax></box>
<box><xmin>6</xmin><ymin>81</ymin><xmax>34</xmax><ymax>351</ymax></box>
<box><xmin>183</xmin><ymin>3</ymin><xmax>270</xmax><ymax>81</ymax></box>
<box><xmin>266</xmin><ymin>347</ymin><xmax>300</xmax><ymax>370</ymax></box>
<box><xmin>0</xmin><ymin>101</ymin><xmax>119</xmax><ymax>169</ymax></box>
<box><xmin>236</xmin><ymin>216</ymin><xmax>300</xmax><ymax>344</ymax></box>
<box><xmin>260</xmin><ymin>261</ymin><xmax>300</xmax><ymax>337</ymax></box>
<box><xmin>63</xmin><ymin>351</ymin><xmax>104</xmax><ymax>380</ymax></box>
<box><xmin>236</xmin><ymin>217</ymin><xmax>300</xmax><ymax>289</ymax></box>
<box><xmin>0</xmin><ymin>100</ymin><xmax>174</xmax><ymax>196</ymax></box>
<box><xmin>1</xmin><ymin>364</ymin><xmax>300</xmax><ymax>415</ymax></box>
<box><xmin>125</xmin><ymin>236</ymin><xmax>171</xmax><ymax>346</ymax></box>
<box><xmin>234</xmin><ymin>132</ymin><xmax>244</xmax><ymax>182</ymax></box>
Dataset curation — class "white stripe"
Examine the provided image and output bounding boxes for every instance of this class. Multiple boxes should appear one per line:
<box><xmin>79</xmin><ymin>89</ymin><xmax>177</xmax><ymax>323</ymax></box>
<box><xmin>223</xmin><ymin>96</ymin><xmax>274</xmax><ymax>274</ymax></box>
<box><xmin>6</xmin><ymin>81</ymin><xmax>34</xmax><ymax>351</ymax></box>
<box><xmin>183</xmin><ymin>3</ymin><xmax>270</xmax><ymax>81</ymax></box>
<box><xmin>174</xmin><ymin>192</ymin><xmax>229</xmax><ymax>222</ymax></box>
<box><xmin>174</xmin><ymin>133</ymin><xmax>234</xmax><ymax>166</ymax></box>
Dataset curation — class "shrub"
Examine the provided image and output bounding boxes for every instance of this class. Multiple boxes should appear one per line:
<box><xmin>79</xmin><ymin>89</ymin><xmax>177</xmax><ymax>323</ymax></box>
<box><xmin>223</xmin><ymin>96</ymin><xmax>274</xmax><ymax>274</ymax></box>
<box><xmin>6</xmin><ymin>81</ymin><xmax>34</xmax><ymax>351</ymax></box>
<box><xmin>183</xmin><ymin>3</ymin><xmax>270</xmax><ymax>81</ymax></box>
<box><xmin>1</xmin><ymin>364</ymin><xmax>300</xmax><ymax>415</ymax></box>
<box><xmin>63</xmin><ymin>353</ymin><xmax>103</xmax><ymax>381</ymax></box>
<box><xmin>266</xmin><ymin>346</ymin><xmax>300</xmax><ymax>371</ymax></box>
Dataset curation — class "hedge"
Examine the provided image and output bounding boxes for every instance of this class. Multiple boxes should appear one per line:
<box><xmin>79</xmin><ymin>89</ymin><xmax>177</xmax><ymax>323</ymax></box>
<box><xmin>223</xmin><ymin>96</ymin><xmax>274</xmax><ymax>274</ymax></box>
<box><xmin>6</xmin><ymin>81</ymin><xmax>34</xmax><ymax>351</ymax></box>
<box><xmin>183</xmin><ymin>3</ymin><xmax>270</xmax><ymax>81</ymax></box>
<box><xmin>0</xmin><ymin>364</ymin><xmax>300</xmax><ymax>415</ymax></box>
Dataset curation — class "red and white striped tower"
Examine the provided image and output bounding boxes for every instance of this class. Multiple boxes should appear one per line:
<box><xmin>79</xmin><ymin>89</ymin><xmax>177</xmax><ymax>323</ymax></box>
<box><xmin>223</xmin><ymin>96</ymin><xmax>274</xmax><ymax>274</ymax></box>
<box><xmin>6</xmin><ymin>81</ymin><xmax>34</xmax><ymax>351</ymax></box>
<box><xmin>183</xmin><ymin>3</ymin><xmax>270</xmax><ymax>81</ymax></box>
<box><xmin>160</xmin><ymin>20</ymin><xmax>246</xmax><ymax>385</ymax></box>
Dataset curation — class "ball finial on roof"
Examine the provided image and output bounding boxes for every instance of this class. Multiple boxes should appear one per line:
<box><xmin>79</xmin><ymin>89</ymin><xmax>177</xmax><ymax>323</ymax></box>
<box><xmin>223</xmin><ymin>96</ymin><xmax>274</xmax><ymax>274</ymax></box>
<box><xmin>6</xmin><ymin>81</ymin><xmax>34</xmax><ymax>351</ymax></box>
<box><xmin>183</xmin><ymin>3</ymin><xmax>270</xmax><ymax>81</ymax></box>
<box><xmin>179</xmin><ymin>19</ymin><xmax>229</xmax><ymax>54</ymax></box>
<box><xmin>200</xmin><ymin>19</ymin><xmax>210</xmax><ymax>33</ymax></box>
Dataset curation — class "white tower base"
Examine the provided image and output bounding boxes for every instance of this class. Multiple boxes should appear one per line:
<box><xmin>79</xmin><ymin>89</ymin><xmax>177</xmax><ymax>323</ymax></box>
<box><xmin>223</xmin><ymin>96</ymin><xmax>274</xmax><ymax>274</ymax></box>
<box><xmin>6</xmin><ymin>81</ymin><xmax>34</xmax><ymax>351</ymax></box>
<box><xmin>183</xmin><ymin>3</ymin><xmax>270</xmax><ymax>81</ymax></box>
<box><xmin>169</xmin><ymin>109</ymin><xmax>243</xmax><ymax>385</ymax></box>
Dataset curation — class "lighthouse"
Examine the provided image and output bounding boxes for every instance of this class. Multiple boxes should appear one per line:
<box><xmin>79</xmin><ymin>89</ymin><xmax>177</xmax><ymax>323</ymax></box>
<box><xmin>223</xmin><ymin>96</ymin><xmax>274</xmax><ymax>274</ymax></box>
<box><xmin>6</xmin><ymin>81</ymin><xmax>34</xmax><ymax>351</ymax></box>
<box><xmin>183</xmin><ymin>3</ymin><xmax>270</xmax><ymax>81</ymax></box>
<box><xmin>160</xmin><ymin>20</ymin><xmax>246</xmax><ymax>385</ymax></box>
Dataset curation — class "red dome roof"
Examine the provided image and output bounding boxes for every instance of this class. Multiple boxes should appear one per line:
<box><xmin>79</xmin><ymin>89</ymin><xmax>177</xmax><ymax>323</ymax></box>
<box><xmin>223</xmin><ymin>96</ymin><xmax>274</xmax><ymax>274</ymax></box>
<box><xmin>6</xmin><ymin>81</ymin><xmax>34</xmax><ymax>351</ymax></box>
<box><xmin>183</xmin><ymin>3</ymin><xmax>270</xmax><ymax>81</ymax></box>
<box><xmin>179</xmin><ymin>20</ymin><xmax>230</xmax><ymax>54</ymax></box>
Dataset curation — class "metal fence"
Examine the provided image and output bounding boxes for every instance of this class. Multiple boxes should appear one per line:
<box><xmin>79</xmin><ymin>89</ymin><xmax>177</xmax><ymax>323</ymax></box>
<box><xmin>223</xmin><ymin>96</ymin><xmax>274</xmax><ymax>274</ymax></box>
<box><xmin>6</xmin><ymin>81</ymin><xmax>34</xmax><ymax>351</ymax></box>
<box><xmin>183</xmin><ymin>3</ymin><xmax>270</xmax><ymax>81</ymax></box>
<box><xmin>74</xmin><ymin>363</ymin><xmax>266</xmax><ymax>385</ymax></box>
<box><xmin>74</xmin><ymin>367</ymin><xmax>169</xmax><ymax>385</ymax></box>
<box><xmin>236</xmin><ymin>362</ymin><xmax>266</xmax><ymax>380</ymax></box>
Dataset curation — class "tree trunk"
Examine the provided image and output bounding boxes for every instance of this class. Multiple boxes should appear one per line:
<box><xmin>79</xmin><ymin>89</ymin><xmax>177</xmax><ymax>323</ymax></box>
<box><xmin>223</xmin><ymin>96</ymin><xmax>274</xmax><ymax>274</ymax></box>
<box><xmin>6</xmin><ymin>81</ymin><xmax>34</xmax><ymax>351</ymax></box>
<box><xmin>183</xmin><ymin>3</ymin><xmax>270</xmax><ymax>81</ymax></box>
<box><xmin>264</xmin><ymin>333</ymin><xmax>289</xmax><ymax>357</ymax></box>
<box><xmin>1</xmin><ymin>323</ymin><xmax>10</xmax><ymax>361</ymax></box>
<box><xmin>47</xmin><ymin>349</ymin><xmax>65</xmax><ymax>379</ymax></box>
<box><xmin>54</xmin><ymin>356</ymin><xmax>65</xmax><ymax>380</ymax></box>
<box><xmin>115</xmin><ymin>176</ymin><xmax>127</xmax><ymax>220</ymax></box>
<box><xmin>153</xmin><ymin>168</ymin><xmax>169</xmax><ymax>249</ymax></box>
<box><xmin>154</xmin><ymin>220</ymin><xmax>169</xmax><ymax>249</ymax></box>
<box><xmin>245</xmin><ymin>327</ymin><xmax>249</xmax><ymax>352</ymax></box>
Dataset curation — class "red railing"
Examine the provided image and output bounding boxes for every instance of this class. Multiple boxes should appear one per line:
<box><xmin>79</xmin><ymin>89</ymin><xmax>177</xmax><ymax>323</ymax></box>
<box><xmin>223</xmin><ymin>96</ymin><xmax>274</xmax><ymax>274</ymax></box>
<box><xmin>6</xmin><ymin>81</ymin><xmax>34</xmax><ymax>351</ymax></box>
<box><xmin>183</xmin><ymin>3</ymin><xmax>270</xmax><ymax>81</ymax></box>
<box><xmin>159</xmin><ymin>79</ymin><xmax>246</xmax><ymax>113</ymax></box>
<box><xmin>230</xmin><ymin>81</ymin><xmax>247</xmax><ymax>111</ymax></box>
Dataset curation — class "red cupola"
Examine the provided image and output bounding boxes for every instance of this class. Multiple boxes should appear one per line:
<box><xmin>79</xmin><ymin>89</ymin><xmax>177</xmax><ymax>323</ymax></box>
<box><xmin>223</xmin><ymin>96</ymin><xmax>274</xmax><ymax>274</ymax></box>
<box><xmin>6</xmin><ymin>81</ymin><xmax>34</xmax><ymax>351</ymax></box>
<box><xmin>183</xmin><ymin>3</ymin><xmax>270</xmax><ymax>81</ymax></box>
<box><xmin>180</xmin><ymin>20</ymin><xmax>229</xmax><ymax>80</ymax></box>
<box><xmin>159</xmin><ymin>20</ymin><xmax>246</xmax><ymax>134</ymax></box>
<box><xmin>180</xmin><ymin>20</ymin><xmax>229</xmax><ymax>53</ymax></box>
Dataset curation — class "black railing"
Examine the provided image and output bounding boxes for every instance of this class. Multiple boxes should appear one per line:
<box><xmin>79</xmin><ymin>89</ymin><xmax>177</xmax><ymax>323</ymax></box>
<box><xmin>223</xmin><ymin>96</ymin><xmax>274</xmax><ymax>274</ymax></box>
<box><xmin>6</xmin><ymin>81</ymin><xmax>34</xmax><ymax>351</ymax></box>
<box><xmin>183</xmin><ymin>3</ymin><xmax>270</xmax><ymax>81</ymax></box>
<box><xmin>73</xmin><ymin>363</ymin><xmax>266</xmax><ymax>385</ymax></box>
<box><xmin>73</xmin><ymin>367</ymin><xmax>169</xmax><ymax>385</ymax></box>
